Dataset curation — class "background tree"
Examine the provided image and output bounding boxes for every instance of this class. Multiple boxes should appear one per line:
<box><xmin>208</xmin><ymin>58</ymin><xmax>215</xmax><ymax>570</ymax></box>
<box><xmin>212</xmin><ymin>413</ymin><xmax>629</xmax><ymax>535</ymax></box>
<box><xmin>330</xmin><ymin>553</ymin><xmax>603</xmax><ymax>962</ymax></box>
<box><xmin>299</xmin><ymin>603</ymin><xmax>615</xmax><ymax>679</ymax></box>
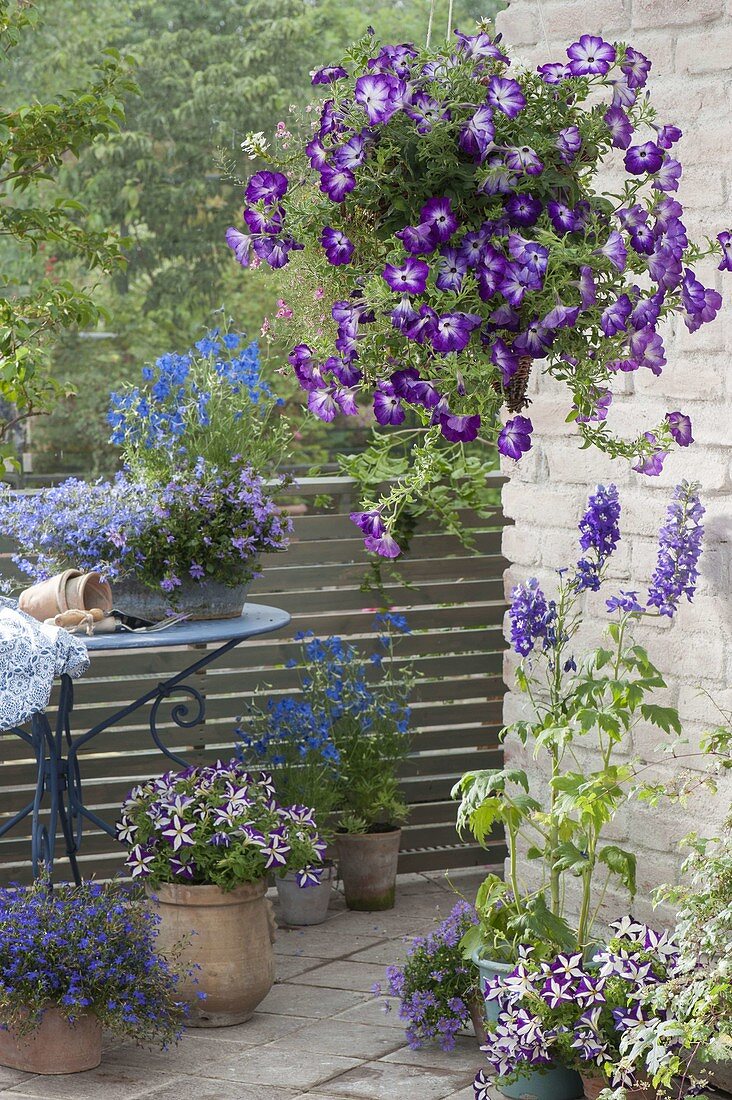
<box><xmin>0</xmin><ymin>0</ymin><xmax>136</xmax><ymax>468</ymax></box>
<box><xmin>3</xmin><ymin>0</ymin><xmax>491</xmax><ymax>477</ymax></box>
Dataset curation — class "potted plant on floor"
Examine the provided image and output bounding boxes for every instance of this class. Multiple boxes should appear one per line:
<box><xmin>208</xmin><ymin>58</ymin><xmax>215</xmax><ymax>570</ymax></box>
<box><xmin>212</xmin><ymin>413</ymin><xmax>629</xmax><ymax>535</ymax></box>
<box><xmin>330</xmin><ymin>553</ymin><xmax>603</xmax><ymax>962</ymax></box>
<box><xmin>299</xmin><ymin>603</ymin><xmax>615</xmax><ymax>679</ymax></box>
<box><xmin>116</xmin><ymin>758</ymin><xmax>325</xmax><ymax>1026</ymax></box>
<box><xmin>0</xmin><ymin>878</ymin><xmax>186</xmax><ymax>1075</ymax></box>
<box><xmin>0</xmin><ymin>319</ymin><xmax>291</xmax><ymax>620</ymax></box>
<box><xmin>240</xmin><ymin>614</ymin><xmax>414</xmax><ymax>912</ymax></box>
<box><xmin>375</xmin><ymin>900</ymin><xmax>487</xmax><ymax>1049</ymax></box>
<box><xmin>236</xmin><ymin>688</ymin><xmax>342</xmax><ymax>926</ymax></box>
<box><xmin>474</xmin><ymin>917</ymin><xmax>695</xmax><ymax>1100</ymax></box>
<box><xmin>227</xmin><ymin>23</ymin><xmax>731</xmax><ymax>555</ymax></box>
<box><xmin>453</xmin><ymin>481</ymin><xmax>705</xmax><ymax>1098</ymax></box>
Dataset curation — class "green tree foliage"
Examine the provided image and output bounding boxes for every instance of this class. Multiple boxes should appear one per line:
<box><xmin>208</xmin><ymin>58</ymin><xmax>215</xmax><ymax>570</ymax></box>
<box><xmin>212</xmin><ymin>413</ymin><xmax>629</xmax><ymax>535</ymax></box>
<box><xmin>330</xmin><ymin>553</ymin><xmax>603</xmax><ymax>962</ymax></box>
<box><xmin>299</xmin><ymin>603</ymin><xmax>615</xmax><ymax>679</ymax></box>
<box><xmin>5</xmin><ymin>0</ymin><xmax>493</xmax><ymax>476</ymax></box>
<box><xmin>0</xmin><ymin>0</ymin><xmax>136</xmax><ymax>466</ymax></box>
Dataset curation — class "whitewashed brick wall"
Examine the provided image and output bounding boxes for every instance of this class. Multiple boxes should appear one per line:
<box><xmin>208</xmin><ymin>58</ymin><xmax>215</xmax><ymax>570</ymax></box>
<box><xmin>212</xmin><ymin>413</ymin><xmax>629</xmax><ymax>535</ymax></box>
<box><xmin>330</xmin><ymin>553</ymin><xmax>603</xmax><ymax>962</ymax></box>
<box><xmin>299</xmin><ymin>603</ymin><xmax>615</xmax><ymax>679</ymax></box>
<box><xmin>495</xmin><ymin>0</ymin><xmax>732</xmax><ymax>927</ymax></box>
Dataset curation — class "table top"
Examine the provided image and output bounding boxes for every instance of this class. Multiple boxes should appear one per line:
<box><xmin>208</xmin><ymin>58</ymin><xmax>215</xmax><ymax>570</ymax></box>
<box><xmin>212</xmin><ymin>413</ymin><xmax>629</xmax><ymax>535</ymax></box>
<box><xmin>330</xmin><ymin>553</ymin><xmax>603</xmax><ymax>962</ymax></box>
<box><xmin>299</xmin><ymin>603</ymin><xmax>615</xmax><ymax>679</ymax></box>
<box><xmin>82</xmin><ymin>602</ymin><xmax>291</xmax><ymax>652</ymax></box>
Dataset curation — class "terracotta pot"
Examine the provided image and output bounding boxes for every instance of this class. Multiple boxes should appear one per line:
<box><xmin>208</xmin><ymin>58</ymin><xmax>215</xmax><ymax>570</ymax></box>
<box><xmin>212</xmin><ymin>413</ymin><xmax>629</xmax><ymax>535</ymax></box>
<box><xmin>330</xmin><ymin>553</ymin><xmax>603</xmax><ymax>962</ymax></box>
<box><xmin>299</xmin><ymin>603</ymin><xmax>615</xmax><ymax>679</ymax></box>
<box><xmin>335</xmin><ymin>827</ymin><xmax>401</xmax><ymax>911</ymax></box>
<box><xmin>0</xmin><ymin>1007</ymin><xmax>102</xmax><ymax>1075</ymax></box>
<box><xmin>276</xmin><ymin>862</ymin><xmax>335</xmax><ymax>926</ymax></box>
<box><xmin>19</xmin><ymin>569</ymin><xmax>112</xmax><ymax>623</ymax></box>
<box><xmin>148</xmin><ymin>879</ymin><xmax>275</xmax><ymax>1027</ymax></box>
<box><xmin>112</xmin><ymin>576</ymin><xmax>251</xmax><ymax>622</ymax></box>
<box><xmin>468</xmin><ymin>989</ymin><xmax>487</xmax><ymax>1046</ymax></box>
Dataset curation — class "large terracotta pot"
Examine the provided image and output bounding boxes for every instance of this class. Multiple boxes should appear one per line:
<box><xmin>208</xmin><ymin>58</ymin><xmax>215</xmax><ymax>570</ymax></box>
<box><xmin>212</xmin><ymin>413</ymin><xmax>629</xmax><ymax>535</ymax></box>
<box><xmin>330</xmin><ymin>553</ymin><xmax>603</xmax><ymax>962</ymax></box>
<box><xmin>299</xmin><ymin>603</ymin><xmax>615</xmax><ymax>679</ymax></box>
<box><xmin>148</xmin><ymin>879</ymin><xmax>275</xmax><ymax>1027</ymax></box>
<box><xmin>335</xmin><ymin>827</ymin><xmax>401</xmax><ymax>911</ymax></box>
<box><xmin>472</xmin><ymin>949</ymin><xmax>584</xmax><ymax>1100</ymax></box>
<box><xmin>0</xmin><ymin>1007</ymin><xmax>102</xmax><ymax>1074</ymax></box>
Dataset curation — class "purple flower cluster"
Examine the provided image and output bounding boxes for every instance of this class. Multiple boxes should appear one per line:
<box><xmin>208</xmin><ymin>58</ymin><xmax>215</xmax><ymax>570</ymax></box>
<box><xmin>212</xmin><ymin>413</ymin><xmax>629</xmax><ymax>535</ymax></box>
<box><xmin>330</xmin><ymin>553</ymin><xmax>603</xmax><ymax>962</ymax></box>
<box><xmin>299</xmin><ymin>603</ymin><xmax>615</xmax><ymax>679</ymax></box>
<box><xmin>476</xmin><ymin>918</ymin><xmax>680</xmax><ymax>1092</ymax></box>
<box><xmin>377</xmin><ymin>901</ymin><xmax>479</xmax><ymax>1052</ymax></box>
<box><xmin>646</xmin><ymin>480</ymin><xmax>705</xmax><ymax>617</ymax></box>
<box><xmin>229</xmin><ymin>28</ymin><xmax>731</xmax><ymax>555</ymax></box>
<box><xmin>575</xmin><ymin>484</ymin><xmax>621</xmax><ymax>591</ymax></box>
<box><xmin>118</xmin><ymin>759</ymin><xmax>325</xmax><ymax>891</ymax></box>
<box><xmin>509</xmin><ymin>578</ymin><xmax>558</xmax><ymax>657</ymax></box>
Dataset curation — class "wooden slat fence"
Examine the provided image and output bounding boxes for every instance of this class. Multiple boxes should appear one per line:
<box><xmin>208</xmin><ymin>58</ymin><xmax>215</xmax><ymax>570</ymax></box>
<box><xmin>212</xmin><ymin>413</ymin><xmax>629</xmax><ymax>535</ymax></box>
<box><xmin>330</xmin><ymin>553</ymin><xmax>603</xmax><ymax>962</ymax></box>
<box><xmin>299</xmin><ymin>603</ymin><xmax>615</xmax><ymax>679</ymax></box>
<box><xmin>0</xmin><ymin>475</ymin><xmax>509</xmax><ymax>883</ymax></box>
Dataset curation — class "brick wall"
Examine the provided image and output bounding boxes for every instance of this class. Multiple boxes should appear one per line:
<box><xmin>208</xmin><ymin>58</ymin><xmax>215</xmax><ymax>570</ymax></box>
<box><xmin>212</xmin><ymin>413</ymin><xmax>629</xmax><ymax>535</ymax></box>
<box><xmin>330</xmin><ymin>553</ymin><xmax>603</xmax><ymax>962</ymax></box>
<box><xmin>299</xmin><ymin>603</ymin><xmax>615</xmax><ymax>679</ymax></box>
<box><xmin>495</xmin><ymin>0</ymin><xmax>732</xmax><ymax>927</ymax></box>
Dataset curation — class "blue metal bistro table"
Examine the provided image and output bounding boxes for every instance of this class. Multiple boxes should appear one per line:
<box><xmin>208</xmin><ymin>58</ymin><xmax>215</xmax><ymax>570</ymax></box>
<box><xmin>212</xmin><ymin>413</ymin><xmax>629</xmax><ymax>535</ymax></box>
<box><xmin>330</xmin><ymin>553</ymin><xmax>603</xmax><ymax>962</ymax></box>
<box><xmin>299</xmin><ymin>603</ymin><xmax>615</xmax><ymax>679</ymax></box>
<box><xmin>1</xmin><ymin>603</ymin><xmax>290</xmax><ymax>882</ymax></box>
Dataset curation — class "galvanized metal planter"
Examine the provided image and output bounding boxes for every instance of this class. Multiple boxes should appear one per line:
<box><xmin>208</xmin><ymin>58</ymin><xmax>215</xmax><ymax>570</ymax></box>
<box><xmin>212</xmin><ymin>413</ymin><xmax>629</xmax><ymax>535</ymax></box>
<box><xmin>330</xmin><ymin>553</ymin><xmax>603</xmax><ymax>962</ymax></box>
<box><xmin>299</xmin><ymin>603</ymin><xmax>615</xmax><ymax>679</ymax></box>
<box><xmin>112</xmin><ymin>576</ymin><xmax>250</xmax><ymax>622</ymax></box>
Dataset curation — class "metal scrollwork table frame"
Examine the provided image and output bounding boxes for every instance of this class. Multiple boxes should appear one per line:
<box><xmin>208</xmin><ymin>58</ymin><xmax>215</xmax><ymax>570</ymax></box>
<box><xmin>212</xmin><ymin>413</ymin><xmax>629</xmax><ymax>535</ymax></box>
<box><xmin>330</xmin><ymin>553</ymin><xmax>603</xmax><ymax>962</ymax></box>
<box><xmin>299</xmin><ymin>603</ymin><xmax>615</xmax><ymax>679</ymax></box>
<box><xmin>1</xmin><ymin>603</ymin><xmax>290</xmax><ymax>882</ymax></box>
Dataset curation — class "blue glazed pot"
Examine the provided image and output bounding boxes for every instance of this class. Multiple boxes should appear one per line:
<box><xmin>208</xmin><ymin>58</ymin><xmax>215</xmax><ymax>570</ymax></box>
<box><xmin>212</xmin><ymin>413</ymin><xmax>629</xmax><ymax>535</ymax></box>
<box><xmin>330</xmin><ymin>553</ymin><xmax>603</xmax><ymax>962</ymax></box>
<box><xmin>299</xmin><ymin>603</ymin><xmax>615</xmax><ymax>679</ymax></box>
<box><xmin>472</xmin><ymin>949</ymin><xmax>584</xmax><ymax>1100</ymax></box>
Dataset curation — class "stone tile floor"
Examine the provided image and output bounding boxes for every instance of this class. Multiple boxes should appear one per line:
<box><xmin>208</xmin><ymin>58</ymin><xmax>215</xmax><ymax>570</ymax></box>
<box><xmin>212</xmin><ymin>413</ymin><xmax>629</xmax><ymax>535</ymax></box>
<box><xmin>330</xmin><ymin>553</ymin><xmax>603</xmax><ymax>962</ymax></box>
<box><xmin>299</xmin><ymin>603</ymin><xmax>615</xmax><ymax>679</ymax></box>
<box><xmin>0</xmin><ymin>869</ymin><xmax>491</xmax><ymax>1100</ymax></box>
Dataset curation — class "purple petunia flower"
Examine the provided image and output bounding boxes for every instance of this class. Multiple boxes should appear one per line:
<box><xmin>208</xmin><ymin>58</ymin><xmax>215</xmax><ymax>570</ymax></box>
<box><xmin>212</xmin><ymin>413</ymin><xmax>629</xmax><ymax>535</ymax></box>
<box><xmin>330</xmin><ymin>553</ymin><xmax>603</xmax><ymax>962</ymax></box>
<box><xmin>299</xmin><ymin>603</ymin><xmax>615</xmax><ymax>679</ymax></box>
<box><xmin>680</xmin><ymin>268</ymin><xmax>723</xmax><ymax>332</ymax></box>
<box><xmin>666</xmin><ymin>411</ymin><xmax>693</xmax><ymax>447</ymax></box>
<box><xmin>225</xmin><ymin>227</ymin><xmax>251</xmax><ymax>267</ymax></box>
<box><xmin>604</xmin><ymin>105</ymin><xmax>633</xmax><ymax>149</ymax></box>
<box><xmin>601</xmin><ymin>294</ymin><xmax>633</xmax><ymax>336</ymax></box>
<box><xmin>319</xmin><ymin>164</ymin><xmax>356</xmax><ymax>203</ymax></box>
<box><xmin>538</xmin><ymin>61</ymin><xmax>569</xmax><ymax>83</ymax></box>
<box><xmin>246</xmin><ymin>170</ymin><xmax>289</xmax><ymax>205</ymax></box>
<box><xmin>546</xmin><ymin>200</ymin><xmax>577</xmax><ymax>235</ymax></box>
<box><xmin>556</xmin><ymin>126</ymin><xmax>581</xmax><ymax>163</ymax></box>
<box><xmin>491</xmin><ymin>338</ymin><xmax>520</xmax><ymax>385</ymax></box>
<box><xmin>505</xmin><ymin>192</ymin><xmax>542</xmax><ymax>228</ymax></box>
<box><xmin>354</xmin><ymin>73</ymin><xmax>402</xmax><ymax>124</ymax></box>
<box><xmin>646</xmin><ymin>481</ymin><xmax>704</xmax><ymax>616</ymax></box>
<box><xmin>498</xmin><ymin>415</ymin><xmax>533</xmax><ymax>461</ymax></box>
<box><xmin>321</xmin><ymin>226</ymin><xmax>354</xmax><ymax>265</ymax></box>
<box><xmin>454</xmin><ymin>29</ymin><xmax>508</xmax><ymax>61</ymax></box>
<box><xmin>435</xmin><ymin>247</ymin><xmax>468</xmax><ymax>292</ymax></box>
<box><xmin>625</xmin><ymin>141</ymin><xmax>664</xmax><ymax>175</ymax></box>
<box><xmin>243</xmin><ymin>205</ymin><xmax>283</xmax><ymax>235</ymax></box>
<box><xmin>438</xmin><ymin>409</ymin><xmax>481</xmax><ymax>442</ymax></box>
<box><xmin>594</xmin><ymin>230</ymin><xmax>627</xmax><ymax>272</ymax></box>
<box><xmin>505</xmin><ymin>146</ymin><xmax>544</xmax><ymax>175</ymax></box>
<box><xmin>404</xmin><ymin>93</ymin><xmax>450</xmax><ymax>133</ymax></box>
<box><xmin>308</xmin><ymin>387</ymin><xmax>339</xmax><ymax>422</ymax></box>
<box><xmin>431</xmin><ymin>312</ymin><xmax>481</xmax><ymax>353</ymax></box>
<box><xmin>373</xmin><ymin>383</ymin><xmax>405</xmax><ymax>426</ymax></box>
<box><xmin>420</xmin><ymin>197</ymin><xmax>459</xmax><ymax>243</ymax></box>
<box><xmin>476</xmin><ymin>245</ymin><xmax>507</xmax><ymax>300</ymax></box>
<box><xmin>459</xmin><ymin>103</ymin><xmax>495</xmax><ymax>163</ymax></box>
<box><xmin>629</xmin><ymin>326</ymin><xmax>666</xmax><ymax>374</ymax></box>
<box><xmin>632</xmin><ymin>432</ymin><xmax>668</xmax><ymax>477</ymax></box>
<box><xmin>717</xmin><ymin>230</ymin><xmax>732</xmax><ymax>272</ymax></box>
<box><xmin>654</xmin><ymin>157</ymin><xmax>682</xmax><ymax>192</ymax></box>
<box><xmin>350</xmin><ymin>509</ymin><xmax>385</xmax><ymax>538</ymax></box>
<box><xmin>311</xmin><ymin>64</ymin><xmax>348</xmax><ymax>85</ymax></box>
<box><xmin>488</xmin><ymin>76</ymin><xmax>526</xmax><ymax>118</ymax></box>
<box><xmin>621</xmin><ymin>46</ymin><xmax>651</xmax><ymax>89</ymax></box>
<box><xmin>578</xmin><ymin>265</ymin><xmax>596</xmax><ymax>307</ymax></box>
<box><xmin>364</xmin><ymin>529</ymin><xmax>401</xmax><ymax>558</ymax></box>
<box><xmin>567</xmin><ymin>34</ymin><xmax>616</xmax><ymax>76</ymax></box>
<box><xmin>395</xmin><ymin>222</ymin><xmax>436</xmax><ymax>255</ymax></box>
<box><xmin>383</xmin><ymin>256</ymin><xmax>430</xmax><ymax>295</ymax></box>
<box><xmin>333</xmin><ymin>132</ymin><xmax>368</xmax><ymax>171</ymax></box>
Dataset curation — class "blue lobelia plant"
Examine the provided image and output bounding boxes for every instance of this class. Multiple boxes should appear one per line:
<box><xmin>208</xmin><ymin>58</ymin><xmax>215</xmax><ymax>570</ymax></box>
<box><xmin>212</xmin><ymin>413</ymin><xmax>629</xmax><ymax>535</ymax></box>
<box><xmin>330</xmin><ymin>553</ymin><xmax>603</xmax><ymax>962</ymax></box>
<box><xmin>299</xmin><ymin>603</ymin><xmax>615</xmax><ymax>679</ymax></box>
<box><xmin>0</xmin><ymin>877</ymin><xmax>188</xmax><ymax>1045</ymax></box>
<box><xmin>454</xmin><ymin>480</ymin><xmax>705</xmax><ymax>959</ymax></box>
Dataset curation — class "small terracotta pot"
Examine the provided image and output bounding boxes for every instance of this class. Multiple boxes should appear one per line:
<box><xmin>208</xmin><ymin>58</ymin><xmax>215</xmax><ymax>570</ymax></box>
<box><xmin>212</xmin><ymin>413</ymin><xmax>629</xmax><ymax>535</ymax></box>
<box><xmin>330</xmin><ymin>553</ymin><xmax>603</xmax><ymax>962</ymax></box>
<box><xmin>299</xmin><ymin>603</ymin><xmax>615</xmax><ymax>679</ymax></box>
<box><xmin>468</xmin><ymin>989</ymin><xmax>487</xmax><ymax>1046</ymax></box>
<box><xmin>0</xmin><ymin>1007</ymin><xmax>102</xmax><ymax>1074</ymax></box>
<box><xmin>335</xmin><ymin>828</ymin><xmax>401</xmax><ymax>911</ymax></box>
<box><xmin>148</xmin><ymin>879</ymin><xmax>275</xmax><ymax>1027</ymax></box>
<box><xmin>19</xmin><ymin>569</ymin><xmax>112</xmax><ymax>623</ymax></box>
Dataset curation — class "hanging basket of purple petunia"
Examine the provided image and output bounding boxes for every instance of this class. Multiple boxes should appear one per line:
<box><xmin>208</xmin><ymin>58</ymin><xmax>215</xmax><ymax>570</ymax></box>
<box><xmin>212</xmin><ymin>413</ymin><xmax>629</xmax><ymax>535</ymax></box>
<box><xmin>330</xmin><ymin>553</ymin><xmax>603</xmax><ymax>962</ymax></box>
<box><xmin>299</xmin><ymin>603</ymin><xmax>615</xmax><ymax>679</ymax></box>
<box><xmin>226</xmin><ymin>23</ymin><xmax>731</xmax><ymax>556</ymax></box>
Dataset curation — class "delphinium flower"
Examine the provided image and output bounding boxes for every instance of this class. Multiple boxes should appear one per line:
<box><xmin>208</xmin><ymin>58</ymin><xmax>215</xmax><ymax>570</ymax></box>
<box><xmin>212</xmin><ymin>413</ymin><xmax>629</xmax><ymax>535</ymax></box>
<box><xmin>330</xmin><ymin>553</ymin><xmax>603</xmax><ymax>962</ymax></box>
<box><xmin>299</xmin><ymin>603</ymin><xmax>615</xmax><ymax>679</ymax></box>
<box><xmin>509</xmin><ymin>578</ymin><xmax>558</xmax><ymax>657</ymax></box>
<box><xmin>375</xmin><ymin>901</ymin><xmax>479</xmax><ymax>1051</ymax></box>
<box><xmin>227</xmin><ymin>27</ymin><xmax>731</xmax><ymax>556</ymax></box>
<box><xmin>574</xmin><ymin>483</ymin><xmax>621</xmax><ymax>591</ymax></box>
<box><xmin>117</xmin><ymin>759</ymin><xmax>324</xmax><ymax>892</ymax></box>
<box><xmin>646</xmin><ymin>480</ymin><xmax>705</xmax><ymax>617</ymax></box>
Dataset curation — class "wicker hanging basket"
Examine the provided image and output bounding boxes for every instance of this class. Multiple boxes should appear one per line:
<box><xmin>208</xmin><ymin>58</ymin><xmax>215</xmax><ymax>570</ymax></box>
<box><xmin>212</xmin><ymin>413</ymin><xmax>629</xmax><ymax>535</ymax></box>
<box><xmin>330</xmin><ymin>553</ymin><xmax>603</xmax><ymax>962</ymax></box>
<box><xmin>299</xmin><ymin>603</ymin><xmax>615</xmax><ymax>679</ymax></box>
<box><xmin>492</xmin><ymin>354</ymin><xmax>533</xmax><ymax>413</ymax></box>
